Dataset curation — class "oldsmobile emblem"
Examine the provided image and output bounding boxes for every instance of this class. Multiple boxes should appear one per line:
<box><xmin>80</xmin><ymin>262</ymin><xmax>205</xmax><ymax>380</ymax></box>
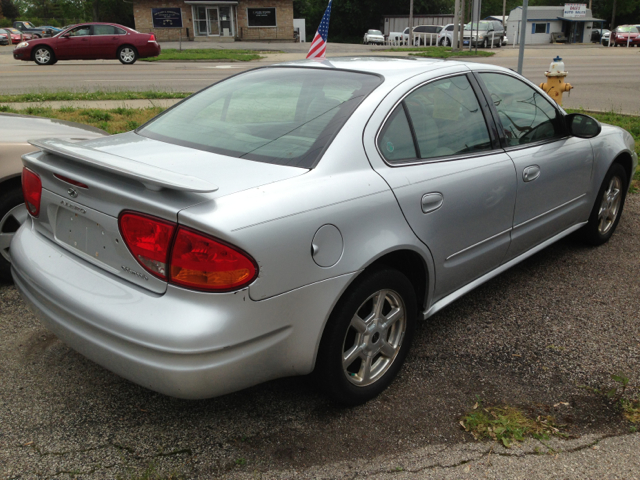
<box><xmin>67</xmin><ymin>188</ymin><xmax>78</xmax><ymax>198</ymax></box>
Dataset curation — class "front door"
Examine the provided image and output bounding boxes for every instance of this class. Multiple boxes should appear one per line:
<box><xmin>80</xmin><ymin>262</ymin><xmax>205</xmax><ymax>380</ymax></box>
<box><xmin>54</xmin><ymin>24</ymin><xmax>92</xmax><ymax>59</ymax></box>
<box><xmin>365</xmin><ymin>72</ymin><xmax>518</xmax><ymax>301</ymax></box>
<box><xmin>476</xmin><ymin>72</ymin><xmax>593</xmax><ymax>261</ymax></box>
<box><xmin>207</xmin><ymin>8</ymin><xmax>220</xmax><ymax>36</ymax></box>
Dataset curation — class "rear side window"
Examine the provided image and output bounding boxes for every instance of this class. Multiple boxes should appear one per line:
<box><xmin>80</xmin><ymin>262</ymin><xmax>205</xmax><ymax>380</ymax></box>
<box><xmin>479</xmin><ymin>73</ymin><xmax>563</xmax><ymax>147</ymax></box>
<box><xmin>140</xmin><ymin>68</ymin><xmax>381</xmax><ymax>168</ymax></box>
<box><xmin>93</xmin><ymin>25</ymin><xmax>120</xmax><ymax>35</ymax></box>
<box><xmin>378</xmin><ymin>75</ymin><xmax>491</xmax><ymax>163</ymax></box>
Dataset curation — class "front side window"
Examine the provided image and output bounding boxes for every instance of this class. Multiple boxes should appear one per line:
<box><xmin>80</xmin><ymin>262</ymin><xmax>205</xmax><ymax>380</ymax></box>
<box><xmin>140</xmin><ymin>68</ymin><xmax>381</xmax><ymax>168</ymax></box>
<box><xmin>378</xmin><ymin>75</ymin><xmax>492</xmax><ymax>163</ymax></box>
<box><xmin>68</xmin><ymin>25</ymin><xmax>91</xmax><ymax>36</ymax></box>
<box><xmin>479</xmin><ymin>73</ymin><xmax>563</xmax><ymax>147</ymax></box>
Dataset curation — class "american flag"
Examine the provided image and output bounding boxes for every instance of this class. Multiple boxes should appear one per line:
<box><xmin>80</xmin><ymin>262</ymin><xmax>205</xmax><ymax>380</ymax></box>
<box><xmin>306</xmin><ymin>0</ymin><xmax>332</xmax><ymax>59</ymax></box>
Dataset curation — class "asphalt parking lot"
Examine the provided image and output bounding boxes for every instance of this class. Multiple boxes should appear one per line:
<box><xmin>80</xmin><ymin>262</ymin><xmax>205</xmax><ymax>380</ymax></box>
<box><xmin>1</xmin><ymin>189</ymin><xmax>639</xmax><ymax>477</ymax></box>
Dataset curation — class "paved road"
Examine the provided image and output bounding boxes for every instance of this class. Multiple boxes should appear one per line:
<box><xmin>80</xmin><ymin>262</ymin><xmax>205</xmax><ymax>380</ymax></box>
<box><xmin>1</xmin><ymin>43</ymin><xmax>639</xmax><ymax>114</ymax></box>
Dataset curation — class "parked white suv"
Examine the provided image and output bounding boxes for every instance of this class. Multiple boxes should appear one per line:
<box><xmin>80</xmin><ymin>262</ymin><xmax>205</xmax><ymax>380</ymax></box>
<box><xmin>437</xmin><ymin>23</ymin><xmax>456</xmax><ymax>46</ymax></box>
<box><xmin>389</xmin><ymin>25</ymin><xmax>443</xmax><ymax>45</ymax></box>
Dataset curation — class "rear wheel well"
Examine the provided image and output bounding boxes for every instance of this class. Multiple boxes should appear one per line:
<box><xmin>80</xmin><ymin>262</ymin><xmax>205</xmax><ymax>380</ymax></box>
<box><xmin>613</xmin><ymin>152</ymin><xmax>634</xmax><ymax>188</ymax></box>
<box><xmin>0</xmin><ymin>176</ymin><xmax>22</xmax><ymax>195</ymax></box>
<box><xmin>363</xmin><ymin>250</ymin><xmax>428</xmax><ymax>315</ymax></box>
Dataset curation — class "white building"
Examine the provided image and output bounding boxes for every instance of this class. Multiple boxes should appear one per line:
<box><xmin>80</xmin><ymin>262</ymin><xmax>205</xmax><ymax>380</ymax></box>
<box><xmin>506</xmin><ymin>5</ymin><xmax>604</xmax><ymax>44</ymax></box>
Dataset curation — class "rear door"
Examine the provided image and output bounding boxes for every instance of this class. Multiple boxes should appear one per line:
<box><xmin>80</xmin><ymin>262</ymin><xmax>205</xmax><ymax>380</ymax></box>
<box><xmin>364</xmin><ymin>68</ymin><xmax>517</xmax><ymax>302</ymax></box>
<box><xmin>475</xmin><ymin>71</ymin><xmax>593</xmax><ymax>261</ymax></box>
<box><xmin>90</xmin><ymin>24</ymin><xmax>124</xmax><ymax>58</ymax></box>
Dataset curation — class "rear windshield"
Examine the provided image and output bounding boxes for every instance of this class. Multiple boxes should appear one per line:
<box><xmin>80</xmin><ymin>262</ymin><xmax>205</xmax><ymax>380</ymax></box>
<box><xmin>139</xmin><ymin>68</ymin><xmax>382</xmax><ymax>168</ymax></box>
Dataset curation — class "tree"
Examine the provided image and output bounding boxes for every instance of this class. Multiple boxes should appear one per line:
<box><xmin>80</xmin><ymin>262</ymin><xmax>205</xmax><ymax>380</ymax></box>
<box><xmin>1</xmin><ymin>0</ymin><xmax>21</xmax><ymax>20</ymax></box>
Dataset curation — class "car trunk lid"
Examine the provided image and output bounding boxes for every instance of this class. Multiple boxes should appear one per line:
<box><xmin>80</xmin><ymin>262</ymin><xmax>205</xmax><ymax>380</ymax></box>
<box><xmin>22</xmin><ymin>133</ymin><xmax>306</xmax><ymax>294</ymax></box>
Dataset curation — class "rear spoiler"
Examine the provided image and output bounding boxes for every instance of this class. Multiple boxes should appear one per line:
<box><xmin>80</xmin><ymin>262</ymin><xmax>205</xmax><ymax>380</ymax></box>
<box><xmin>28</xmin><ymin>138</ymin><xmax>219</xmax><ymax>193</ymax></box>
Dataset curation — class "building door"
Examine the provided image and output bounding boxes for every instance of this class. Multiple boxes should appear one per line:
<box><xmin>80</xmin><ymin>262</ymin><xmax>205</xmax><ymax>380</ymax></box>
<box><xmin>219</xmin><ymin>6</ymin><xmax>234</xmax><ymax>37</ymax></box>
<box><xmin>207</xmin><ymin>8</ymin><xmax>220</xmax><ymax>35</ymax></box>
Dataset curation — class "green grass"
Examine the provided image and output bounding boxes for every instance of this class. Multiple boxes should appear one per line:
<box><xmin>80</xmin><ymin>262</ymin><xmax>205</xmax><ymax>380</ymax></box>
<box><xmin>0</xmin><ymin>90</ymin><xmax>189</xmax><ymax>103</ymax></box>
<box><xmin>460</xmin><ymin>401</ymin><xmax>567</xmax><ymax>448</ymax></box>
<box><xmin>567</xmin><ymin>109</ymin><xmax>640</xmax><ymax>192</ymax></box>
<box><xmin>0</xmin><ymin>104</ymin><xmax>164</xmax><ymax>134</ymax></box>
<box><xmin>141</xmin><ymin>48</ymin><xmax>272</xmax><ymax>62</ymax></box>
<box><xmin>385</xmin><ymin>46</ymin><xmax>495</xmax><ymax>58</ymax></box>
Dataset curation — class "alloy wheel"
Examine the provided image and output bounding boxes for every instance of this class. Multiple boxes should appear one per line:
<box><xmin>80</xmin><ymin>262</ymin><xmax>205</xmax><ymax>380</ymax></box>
<box><xmin>0</xmin><ymin>204</ymin><xmax>28</xmax><ymax>263</ymax></box>
<box><xmin>341</xmin><ymin>288</ymin><xmax>406</xmax><ymax>387</ymax></box>
<box><xmin>34</xmin><ymin>48</ymin><xmax>51</xmax><ymax>64</ymax></box>
<box><xmin>597</xmin><ymin>175</ymin><xmax>622</xmax><ymax>235</ymax></box>
<box><xmin>120</xmin><ymin>48</ymin><xmax>135</xmax><ymax>63</ymax></box>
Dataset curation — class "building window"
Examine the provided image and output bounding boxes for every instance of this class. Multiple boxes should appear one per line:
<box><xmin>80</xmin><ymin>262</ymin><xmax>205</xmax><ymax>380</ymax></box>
<box><xmin>533</xmin><ymin>23</ymin><xmax>547</xmax><ymax>34</ymax></box>
<box><xmin>194</xmin><ymin>6</ymin><xmax>208</xmax><ymax>36</ymax></box>
<box><xmin>248</xmin><ymin>8</ymin><xmax>277</xmax><ymax>27</ymax></box>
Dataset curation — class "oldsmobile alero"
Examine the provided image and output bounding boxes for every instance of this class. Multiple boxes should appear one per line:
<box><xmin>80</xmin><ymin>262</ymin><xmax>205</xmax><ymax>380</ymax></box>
<box><xmin>10</xmin><ymin>58</ymin><xmax>637</xmax><ymax>405</ymax></box>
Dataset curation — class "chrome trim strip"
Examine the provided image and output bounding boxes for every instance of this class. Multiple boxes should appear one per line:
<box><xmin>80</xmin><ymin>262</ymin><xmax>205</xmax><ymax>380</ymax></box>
<box><xmin>424</xmin><ymin>221</ymin><xmax>587</xmax><ymax>319</ymax></box>
<box><xmin>445</xmin><ymin>227</ymin><xmax>512</xmax><ymax>261</ymax></box>
<box><xmin>513</xmin><ymin>193</ymin><xmax>586</xmax><ymax>230</ymax></box>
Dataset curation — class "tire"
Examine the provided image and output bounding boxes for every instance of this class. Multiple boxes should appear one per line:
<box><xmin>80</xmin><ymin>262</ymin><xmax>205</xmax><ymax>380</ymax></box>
<box><xmin>0</xmin><ymin>187</ymin><xmax>27</xmax><ymax>283</ymax></box>
<box><xmin>118</xmin><ymin>45</ymin><xmax>138</xmax><ymax>65</ymax></box>
<box><xmin>580</xmin><ymin>163</ymin><xmax>628</xmax><ymax>246</ymax></box>
<box><xmin>482</xmin><ymin>38</ymin><xmax>489</xmax><ymax>48</ymax></box>
<box><xmin>315</xmin><ymin>267</ymin><xmax>417</xmax><ymax>406</ymax></box>
<box><xmin>33</xmin><ymin>46</ymin><xmax>55</xmax><ymax>65</ymax></box>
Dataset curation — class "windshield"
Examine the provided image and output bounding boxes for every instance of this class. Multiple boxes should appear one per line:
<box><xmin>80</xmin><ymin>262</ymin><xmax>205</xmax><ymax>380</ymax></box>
<box><xmin>139</xmin><ymin>68</ymin><xmax>382</xmax><ymax>168</ymax></box>
<box><xmin>464</xmin><ymin>22</ymin><xmax>491</xmax><ymax>31</ymax></box>
<box><xmin>23</xmin><ymin>22</ymin><xmax>35</xmax><ymax>28</ymax></box>
<box><xmin>368</xmin><ymin>30</ymin><xmax>382</xmax><ymax>35</ymax></box>
<box><xmin>618</xmin><ymin>26</ymin><xmax>639</xmax><ymax>33</ymax></box>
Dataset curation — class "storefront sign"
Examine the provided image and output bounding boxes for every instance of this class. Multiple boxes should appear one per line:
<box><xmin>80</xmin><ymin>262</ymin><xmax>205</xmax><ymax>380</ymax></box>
<box><xmin>248</xmin><ymin>8</ymin><xmax>277</xmax><ymax>27</ymax></box>
<box><xmin>152</xmin><ymin>8</ymin><xmax>183</xmax><ymax>28</ymax></box>
<box><xmin>563</xmin><ymin>3</ymin><xmax>587</xmax><ymax>18</ymax></box>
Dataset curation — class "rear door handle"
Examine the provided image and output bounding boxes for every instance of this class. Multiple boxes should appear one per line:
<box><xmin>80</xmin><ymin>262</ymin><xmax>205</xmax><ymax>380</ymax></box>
<box><xmin>522</xmin><ymin>165</ymin><xmax>541</xmax><ymax>182</ymax></box>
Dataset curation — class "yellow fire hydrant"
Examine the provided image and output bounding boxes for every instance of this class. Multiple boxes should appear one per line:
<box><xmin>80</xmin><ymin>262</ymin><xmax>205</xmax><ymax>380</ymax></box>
<box><xmin>539</xmin><ymin>56</ymin><xmax>573</xmax><ymax>106</ymax></box>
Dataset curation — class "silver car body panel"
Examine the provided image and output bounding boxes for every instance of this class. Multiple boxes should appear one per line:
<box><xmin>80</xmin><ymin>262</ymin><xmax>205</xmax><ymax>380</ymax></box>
<box><xmin>10</xmin><ymin>58</ymin><xmax>638</xmax><ymax>399</ymax></box>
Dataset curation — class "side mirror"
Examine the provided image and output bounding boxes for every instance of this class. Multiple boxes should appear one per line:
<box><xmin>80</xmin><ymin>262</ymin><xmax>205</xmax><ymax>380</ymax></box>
<box><xmin>566</xmin><ymin>113</ymin><xmax>601</xmax><ymax>139</ymax></box>
<box><xmin>62</xmin><ymin>33</ymin><xmax>70</xmax><ymax>38</ymax></box>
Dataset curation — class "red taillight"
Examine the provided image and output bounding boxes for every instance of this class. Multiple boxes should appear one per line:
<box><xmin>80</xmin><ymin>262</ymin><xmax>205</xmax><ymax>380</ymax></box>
<box><xmin>149</xmin><ymin>33</ymin><xmax>156</xmax><ymax>41</ymax></box>
<box><xmin>22</xmin><ymin>167</ymin><xmax>42</xmax><ymax>217</ymax></box>
<box><xmin>118</xmin><ymin>212</ymin><xmax>258</xmax><ymax>291</ymax></box>
<box><xmin>170</xmin><ymin>227</ymin><xmax>257</xmax><ymax>291</ymax></box>
<box><xmin>119</xmin><ymin>212</ymin><xmax>176</xmax><ymax>280</ymax></box>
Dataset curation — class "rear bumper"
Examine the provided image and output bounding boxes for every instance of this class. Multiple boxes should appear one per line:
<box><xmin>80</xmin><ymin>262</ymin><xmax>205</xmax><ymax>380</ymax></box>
<box><xmin>12</xmin><ymin>222</ymin><xmax>354</xmax><ymax>399</ymax></box>
<box><xmin>139</xmin><ymin>42</ymin><xmax>161</xmax><ymax>58</ymax></box>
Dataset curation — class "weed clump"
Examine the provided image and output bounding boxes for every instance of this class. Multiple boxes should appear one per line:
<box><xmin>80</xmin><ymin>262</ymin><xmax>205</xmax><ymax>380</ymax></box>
<box><xmin>460</xmin><ymin>401</ymin><xmax>566</xmax><ymax>448</ymax></box>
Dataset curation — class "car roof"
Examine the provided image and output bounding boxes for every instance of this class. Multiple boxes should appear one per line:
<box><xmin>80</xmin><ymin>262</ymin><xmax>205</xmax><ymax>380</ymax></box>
<box><xmin>275</xmin><ymin>56</ymin><xmax>510</xmax><ymax>83</ymax></box>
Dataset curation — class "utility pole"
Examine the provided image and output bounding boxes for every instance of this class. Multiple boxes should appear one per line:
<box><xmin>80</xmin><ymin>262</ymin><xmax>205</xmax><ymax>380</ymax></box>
<box><xmin>502</xmin><ymin>0</ymin><xmax>506</xmax><ymax>30</ymax></box>
<box><xmin>409</xmin><ymin>0</ymin><xmax>414</xmax><ymax>46</ymax></box>
<box><xmin>517</xmin><ymin>0</ymin><xmax>528</xmax><ymax>74</ymax></box>
<box><xmin>611</xmin><ymin>0</ymin><xmax>617</xmax><ymax>29</ymax></box>
<box><xmin>453</xmin><ymin>0</ymin><xmax>461</xmax><ymax>50</ymax></box>
<box><xmin>460</xmin><ymin>0</ymin><xmax>466</xmax><ymax>49</ymax></box>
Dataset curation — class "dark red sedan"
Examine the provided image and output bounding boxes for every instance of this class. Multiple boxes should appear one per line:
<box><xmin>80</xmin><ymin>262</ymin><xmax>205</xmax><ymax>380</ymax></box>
<box><xmin>13</xmin><ymin>23</ymin><xmax>161</xmax><ymax>65</ymax></box>
<box><xmin>609</xmin><ymin>25</ymin><xmax>640</xmax><ymax>47</ymax></box>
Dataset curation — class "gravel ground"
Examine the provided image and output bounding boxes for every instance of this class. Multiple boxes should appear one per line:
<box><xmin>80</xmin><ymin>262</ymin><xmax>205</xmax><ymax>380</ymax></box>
<box><xmin>1</xmin><ymin>194</ymin><xmax>639</xmax><ymax>479</ymax></box>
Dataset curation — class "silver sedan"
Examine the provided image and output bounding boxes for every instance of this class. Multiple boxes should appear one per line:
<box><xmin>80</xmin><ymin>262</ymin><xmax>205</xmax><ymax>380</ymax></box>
<box><xmin>11</xmin><ymin>58</ymin><xmax>637</xmax><ymax>405</ymax></box>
